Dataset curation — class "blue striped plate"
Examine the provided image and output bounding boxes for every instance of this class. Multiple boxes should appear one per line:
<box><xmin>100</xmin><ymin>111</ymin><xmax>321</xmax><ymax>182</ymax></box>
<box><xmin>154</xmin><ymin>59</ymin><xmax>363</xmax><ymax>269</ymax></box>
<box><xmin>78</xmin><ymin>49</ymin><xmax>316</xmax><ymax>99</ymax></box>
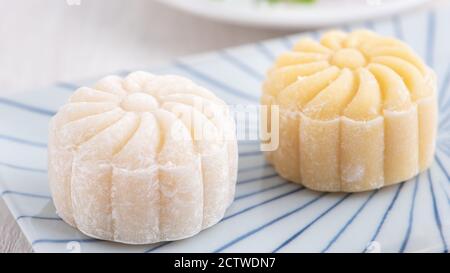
<box><xmin>1</xmin><ymin>8</ymin><xmax>449</xmax><ymax>253</ymax></box>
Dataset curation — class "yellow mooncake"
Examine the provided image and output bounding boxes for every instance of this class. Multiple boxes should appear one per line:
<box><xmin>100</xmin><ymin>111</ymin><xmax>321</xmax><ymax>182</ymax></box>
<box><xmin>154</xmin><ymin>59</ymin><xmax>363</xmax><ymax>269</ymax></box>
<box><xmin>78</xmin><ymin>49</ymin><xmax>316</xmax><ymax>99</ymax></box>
<box><xmin>262</xmin><ymin>30</ymin><xmax>438</xmax><ymax>192</ymax></box>
<box><xmin>48</xmin><ymin>72</ymin><xmax>238</xmax><ymax>244</ymax></box>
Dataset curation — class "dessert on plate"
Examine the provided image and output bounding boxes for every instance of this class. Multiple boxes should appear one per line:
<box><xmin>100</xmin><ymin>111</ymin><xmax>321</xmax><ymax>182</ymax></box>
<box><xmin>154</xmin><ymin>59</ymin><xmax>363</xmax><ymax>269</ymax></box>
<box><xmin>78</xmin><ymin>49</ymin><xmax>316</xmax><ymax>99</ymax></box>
<box><xmin>48</xmin><ymin>72</ymin><xmax>238</xmax><ymax>244</ymax></box>
<box><xmin>262</xmin><ymin>30</ymin><xmax>437</xmax><ymax>192</ymax></box>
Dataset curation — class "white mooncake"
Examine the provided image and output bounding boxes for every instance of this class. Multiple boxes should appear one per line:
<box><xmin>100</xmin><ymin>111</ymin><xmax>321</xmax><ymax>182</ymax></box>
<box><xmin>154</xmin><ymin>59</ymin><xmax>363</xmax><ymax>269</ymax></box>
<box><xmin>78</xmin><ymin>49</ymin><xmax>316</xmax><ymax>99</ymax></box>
<box><xmin>262</xmin><ymin>30</ymin><xmax>438</xmax><ymax>192</ymax></box>
<box><xmin>48</xmin><ymin>72</ymin><xmax>238</xmax><ymax>244</ymax></box>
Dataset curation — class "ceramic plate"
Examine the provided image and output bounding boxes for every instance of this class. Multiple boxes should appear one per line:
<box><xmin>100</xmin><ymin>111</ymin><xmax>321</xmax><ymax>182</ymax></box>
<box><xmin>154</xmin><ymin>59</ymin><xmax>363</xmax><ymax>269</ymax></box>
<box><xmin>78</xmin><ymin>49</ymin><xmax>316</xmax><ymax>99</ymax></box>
<box><xmin>0</xmin><ymin>7</ymin><xmax>449</xmax><ymax>253</ymax></box>
<box><xmin>156</xmin><ymin>0</ymin><xmax>430</xmax><ymax>29</ymax></box>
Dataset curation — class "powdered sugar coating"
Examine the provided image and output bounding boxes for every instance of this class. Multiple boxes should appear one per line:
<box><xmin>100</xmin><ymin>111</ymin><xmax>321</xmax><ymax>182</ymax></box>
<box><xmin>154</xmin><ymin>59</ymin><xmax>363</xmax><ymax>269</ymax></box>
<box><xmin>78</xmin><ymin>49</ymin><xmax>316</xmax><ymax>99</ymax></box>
<box><xmin>48</xmin><ymin>72</ymin><xmax>238</xmax><ymax>244</ymax></box>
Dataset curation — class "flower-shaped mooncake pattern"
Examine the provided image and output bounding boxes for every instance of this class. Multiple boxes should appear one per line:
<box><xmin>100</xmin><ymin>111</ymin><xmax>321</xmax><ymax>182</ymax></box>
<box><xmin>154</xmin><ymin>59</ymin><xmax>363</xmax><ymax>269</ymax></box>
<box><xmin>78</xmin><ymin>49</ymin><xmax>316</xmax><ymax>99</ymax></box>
<box><xmin>48</xmin><ymin>72</ymin><xmax>238</xmax><ymax>244</ymax></box>
<box><xmin>262</xmin><ymin>30</ymin><xmax>437</xmax><ymax>192</ymax></box>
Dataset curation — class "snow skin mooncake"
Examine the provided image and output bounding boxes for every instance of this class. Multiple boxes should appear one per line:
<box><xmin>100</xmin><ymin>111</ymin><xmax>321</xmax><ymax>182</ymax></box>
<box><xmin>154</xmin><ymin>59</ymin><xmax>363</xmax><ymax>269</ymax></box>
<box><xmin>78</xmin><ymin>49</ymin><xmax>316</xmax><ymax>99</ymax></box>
<box><xmin>262</xmin><ymin>30</ymin><xmax>438</xmax><ymax>192</ymax></box>
<box><xmin>48</xmin><ymin>72</ymin><xmax>238</xmax><ymax>244</ymax></box>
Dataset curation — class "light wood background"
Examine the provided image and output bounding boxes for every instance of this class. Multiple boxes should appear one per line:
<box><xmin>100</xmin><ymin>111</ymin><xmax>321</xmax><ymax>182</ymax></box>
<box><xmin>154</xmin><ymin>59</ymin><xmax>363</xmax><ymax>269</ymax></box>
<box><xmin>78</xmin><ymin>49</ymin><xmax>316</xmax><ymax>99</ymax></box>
<box><xmin>0</xmin><ymin>0</ymin><xmax>437</xmax><ymax>253</ymax></box>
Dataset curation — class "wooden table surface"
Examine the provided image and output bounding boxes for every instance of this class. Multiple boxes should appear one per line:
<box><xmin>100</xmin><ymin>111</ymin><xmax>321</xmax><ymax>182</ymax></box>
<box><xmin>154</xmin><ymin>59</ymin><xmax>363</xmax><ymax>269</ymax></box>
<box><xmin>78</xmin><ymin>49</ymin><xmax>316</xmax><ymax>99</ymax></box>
<box><xmin>0</xmin><ymin>0</ymin><xmax>292</xmax><ymax>253</ymax></box>
<box><xmin>0</xmin><ymin>0</ymin><xmax>439</xmax><ymax>253</ymax></box>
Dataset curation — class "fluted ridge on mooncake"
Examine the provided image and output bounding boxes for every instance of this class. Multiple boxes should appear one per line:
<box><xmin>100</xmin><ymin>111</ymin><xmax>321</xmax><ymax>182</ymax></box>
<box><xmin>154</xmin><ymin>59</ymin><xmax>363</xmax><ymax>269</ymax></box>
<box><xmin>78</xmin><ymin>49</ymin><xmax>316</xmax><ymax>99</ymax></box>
<box><xmin>262</xmin><ymin>30</ymin><xmax>438</xmax><ymax>192</ymax></box>
<box><xmin>48</xmin><ymin>72</ymin><xmax>238</xmax><ymax>244</ymax></box>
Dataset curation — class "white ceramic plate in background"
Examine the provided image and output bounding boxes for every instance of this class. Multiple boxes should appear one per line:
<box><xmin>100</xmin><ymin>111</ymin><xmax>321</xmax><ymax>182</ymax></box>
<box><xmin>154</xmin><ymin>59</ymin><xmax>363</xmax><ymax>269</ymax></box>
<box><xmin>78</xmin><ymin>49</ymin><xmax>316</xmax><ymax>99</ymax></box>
<box><xmin>0</xmin><ymin>7</ymin><xmax>449</xmax><ymax>253</ymax></box>
<box><xmin>156</xmin><ymin>0</ymin><xmax>431</xmax><ymax>29</ymax></box>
